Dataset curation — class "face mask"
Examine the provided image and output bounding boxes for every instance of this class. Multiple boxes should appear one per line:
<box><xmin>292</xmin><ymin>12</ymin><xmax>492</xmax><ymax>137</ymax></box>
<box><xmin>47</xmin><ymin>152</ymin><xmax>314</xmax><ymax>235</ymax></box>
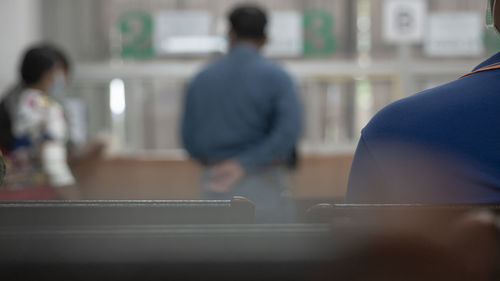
<box><xmin>48</xmin><ymin>71</ymin><xmax>67</xmax><ymax>103</ymax></box>
<box><xmin>487</xmin><ymin>0</ymin><xmax>496</xmax><ymax>29</ymax></box>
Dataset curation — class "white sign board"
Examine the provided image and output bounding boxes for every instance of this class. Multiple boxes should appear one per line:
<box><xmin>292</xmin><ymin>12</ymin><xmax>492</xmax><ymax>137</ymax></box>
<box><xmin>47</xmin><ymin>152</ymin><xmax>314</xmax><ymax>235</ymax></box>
<box><xmin>383</xmin><ymin>0</ymin><xmax>427</xmax><ymax>44</ymax></box>
<box><xmin>154</xmin><ymin>11</ymin><xmax>226</xmax><ymax>55</ymax></box>
<box><xmin>264</xmin><ymin>11</ymin><xmax>303</xmax><ymax>57</ymax></box>
<box><xmin>424</xmin><ymin>12</ymin><xmax>483</xmax><ymax>57</ymax></box>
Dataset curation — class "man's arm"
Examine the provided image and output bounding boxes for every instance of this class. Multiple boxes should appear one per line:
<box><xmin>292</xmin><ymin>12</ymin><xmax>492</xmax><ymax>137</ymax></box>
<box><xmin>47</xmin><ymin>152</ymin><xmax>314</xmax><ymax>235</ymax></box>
<box><xmin>236</xmin><ymin>72</ymin><xmax>301</xmax><ymax>171</ymax></box>
<box><xmin>41</xmin><ymin>141</ymin><xmax>81</xmax><ymax>200</ymax></box>
<box><xmin>181</xmin><ymin>82</ymin><xmax>202</xmax><ymax>160</ymax></box>
<box><xmin>345</xmin><ymin>136</ymin><xmax>386</xmax><ymax>203</ymax></box>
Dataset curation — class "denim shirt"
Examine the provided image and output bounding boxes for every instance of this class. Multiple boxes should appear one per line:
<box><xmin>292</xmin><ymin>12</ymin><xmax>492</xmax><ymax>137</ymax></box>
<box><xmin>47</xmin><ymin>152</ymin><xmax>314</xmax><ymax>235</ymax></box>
<box><xmin>181</xmin><ymin>44</ymin><xmax>301</xmax><ymax>171</ymax></box>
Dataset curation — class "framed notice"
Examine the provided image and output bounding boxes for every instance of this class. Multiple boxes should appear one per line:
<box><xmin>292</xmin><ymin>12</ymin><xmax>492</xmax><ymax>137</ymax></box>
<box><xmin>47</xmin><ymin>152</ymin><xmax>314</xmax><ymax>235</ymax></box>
<box><xmin>424</xmin><ymin>12</ymin><xmax>483</xmax><ymax>57</ymax></box>
<box><xmin>153</xmin><ymin>11</ymin><xmax>225</xmax><ymax>55</ymax></box>
<box><xmin>264</xmin><ymin>11</ymin><xmax>303</xmax><ymax>57</ymax></box>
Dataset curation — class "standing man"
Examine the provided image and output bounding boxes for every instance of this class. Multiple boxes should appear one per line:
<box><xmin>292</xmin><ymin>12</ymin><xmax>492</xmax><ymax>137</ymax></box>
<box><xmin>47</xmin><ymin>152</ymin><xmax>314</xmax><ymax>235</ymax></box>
<box><xmin>346</xmin><ymin>1</ymin><xmax>500</xmax><ymax>203</ymax></box>
<box><xmin>182</xmin><ymin>4</ymin><xmax>301</xmax><ymax>223</ymax></box>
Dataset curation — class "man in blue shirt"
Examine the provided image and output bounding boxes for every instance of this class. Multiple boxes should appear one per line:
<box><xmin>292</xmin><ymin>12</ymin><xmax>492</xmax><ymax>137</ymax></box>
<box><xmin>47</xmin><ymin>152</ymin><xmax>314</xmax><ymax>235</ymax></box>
<box><xmin>181</xmin><ymin>5</ymin><xmax>301</xmax><ymax>222</ymax></box>
<box><xmin>346</xmin><ymin>1</ymin><xmax>500</xmax><ymax>204</ymax></box>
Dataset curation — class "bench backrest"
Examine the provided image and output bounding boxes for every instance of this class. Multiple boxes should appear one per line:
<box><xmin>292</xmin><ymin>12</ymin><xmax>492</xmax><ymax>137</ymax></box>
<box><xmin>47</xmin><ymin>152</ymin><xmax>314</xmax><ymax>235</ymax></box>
<box><xmin>0</xmin><ymin>197</ymin><xmax>255</xmax><ymax>226</ymax></box>
<box><xmin>306</xmin><ymin>203</ymin><xmax>500</xmax><ymax>223</ymax></box>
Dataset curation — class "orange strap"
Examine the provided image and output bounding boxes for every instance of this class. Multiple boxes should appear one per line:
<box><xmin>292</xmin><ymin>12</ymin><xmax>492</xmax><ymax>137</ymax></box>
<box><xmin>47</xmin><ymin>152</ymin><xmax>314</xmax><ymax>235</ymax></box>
<box><xmin>461</xmin><ymin>62</ymin><xmax>500</xmax><ymax>78</ymax></box>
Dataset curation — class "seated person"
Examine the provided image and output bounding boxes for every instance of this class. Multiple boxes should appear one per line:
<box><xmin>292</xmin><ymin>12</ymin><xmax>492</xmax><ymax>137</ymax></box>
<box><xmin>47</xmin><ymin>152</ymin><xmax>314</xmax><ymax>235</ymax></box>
<box><xmin>346</xmin><ymin>2</ymin><xmax>500</xmax><ymax>203</ymax></box>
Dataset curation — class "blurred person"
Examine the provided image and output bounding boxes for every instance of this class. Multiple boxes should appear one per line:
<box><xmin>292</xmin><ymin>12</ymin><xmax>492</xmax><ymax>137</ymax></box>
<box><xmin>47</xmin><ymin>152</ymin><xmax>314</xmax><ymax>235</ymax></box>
<box><xmin>0</xmin><ymin>45</ymin><xmax>80</xmax><ymax>200</ymax></box>
<box><xmin>0</xmin><ymin>44</ymin><xmax>71</xmax><ymax>154</ymax></box>
<box><xmin>346</xmin><ymin>1</ymin><xmax>500</xmax><ymax>203</ymax></box>
<box><xmin>182</xmin><ymin>4</ymin><xmax>301</xmax><ymax>223</ymax></box>
<box><xmin>329</xmin><ymin>211</ymin><xmax>499</xmax><ymax>281</ymax></box>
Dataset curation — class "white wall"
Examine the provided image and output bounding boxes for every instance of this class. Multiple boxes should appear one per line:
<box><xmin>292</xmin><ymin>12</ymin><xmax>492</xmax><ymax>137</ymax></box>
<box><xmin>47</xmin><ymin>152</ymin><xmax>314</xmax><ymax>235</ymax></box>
<box><xmin>0</xmin><ymin>0</ymin><xmax>41</xmax><ymax>93</ymax></box>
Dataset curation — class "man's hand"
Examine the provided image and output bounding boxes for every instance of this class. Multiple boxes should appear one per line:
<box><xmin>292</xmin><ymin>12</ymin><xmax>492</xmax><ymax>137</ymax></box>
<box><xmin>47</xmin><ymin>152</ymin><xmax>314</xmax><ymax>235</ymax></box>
<box><xmin>208</xmin><ymin>159</ymin><xmax>244</xmax><ymax>193</ymax></box>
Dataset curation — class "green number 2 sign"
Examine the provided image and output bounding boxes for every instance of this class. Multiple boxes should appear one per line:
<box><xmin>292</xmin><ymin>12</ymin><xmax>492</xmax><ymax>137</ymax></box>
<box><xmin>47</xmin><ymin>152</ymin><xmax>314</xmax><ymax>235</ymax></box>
<box><xmin>303</xmin><ymin>10</ymin><xmax>337</xmax><ymax>57</ymax></box>
<box><xmin>118</xmin><ymin>11</ymin><xmax>154</xmax><ymax>59</ymax></box>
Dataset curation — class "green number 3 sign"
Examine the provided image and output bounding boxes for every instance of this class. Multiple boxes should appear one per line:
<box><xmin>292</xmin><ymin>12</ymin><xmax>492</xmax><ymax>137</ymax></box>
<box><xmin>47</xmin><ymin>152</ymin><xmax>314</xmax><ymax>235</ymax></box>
<box><xmin>303</xmin><ymin>10</ymin><xmax>337</xmax><ymax>57</ymax></box>
<box><xmin>118</xmin><ymin>11</ymin><xmax>154</xmax><ymax>59</ymax></box>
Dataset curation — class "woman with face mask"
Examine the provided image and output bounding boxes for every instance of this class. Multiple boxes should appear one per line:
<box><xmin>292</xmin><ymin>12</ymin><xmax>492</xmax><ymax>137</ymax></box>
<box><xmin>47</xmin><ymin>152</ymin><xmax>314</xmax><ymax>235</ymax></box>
<box><xmin>0</xmin><ymin>45</ymin><xmax>80</xmax><ymax>200</ymax></box>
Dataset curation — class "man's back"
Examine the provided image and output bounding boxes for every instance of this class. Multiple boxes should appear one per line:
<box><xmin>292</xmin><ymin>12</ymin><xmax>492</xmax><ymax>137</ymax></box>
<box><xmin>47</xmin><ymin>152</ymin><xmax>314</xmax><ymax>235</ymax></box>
<box><xmin>346</xmin><ymin>53</ymin><xmax>500</xmax><ymax>203</ymax></box>
<box><xmin>182</xmin><ymin>44</ymin><xmax>300</xmax><ymax>170</ymax></box>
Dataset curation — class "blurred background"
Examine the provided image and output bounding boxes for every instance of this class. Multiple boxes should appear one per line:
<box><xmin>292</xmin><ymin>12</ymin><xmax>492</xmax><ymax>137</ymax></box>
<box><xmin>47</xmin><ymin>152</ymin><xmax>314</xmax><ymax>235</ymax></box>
<box><xmin>0</xmin><ymin>0</ymin><xmax>498</xmax><ymax>210</ymax></box>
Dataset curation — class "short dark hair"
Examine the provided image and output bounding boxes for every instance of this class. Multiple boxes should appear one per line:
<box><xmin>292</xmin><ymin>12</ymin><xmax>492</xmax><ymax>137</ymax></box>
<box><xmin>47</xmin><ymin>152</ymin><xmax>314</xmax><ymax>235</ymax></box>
<box><xmin>37</xmin><ymin>44</ymin><xmax>72</xmax><ymax>73</ymax></box>
<box><xmin>20</xmin><ymin>46</ymin><xmax>59</xmax><ymax>85</ymax></box>
<box><xmin>229</xmin><ymin>4</ymin><xmax>268</xmax><ymax>40</ymax></box>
